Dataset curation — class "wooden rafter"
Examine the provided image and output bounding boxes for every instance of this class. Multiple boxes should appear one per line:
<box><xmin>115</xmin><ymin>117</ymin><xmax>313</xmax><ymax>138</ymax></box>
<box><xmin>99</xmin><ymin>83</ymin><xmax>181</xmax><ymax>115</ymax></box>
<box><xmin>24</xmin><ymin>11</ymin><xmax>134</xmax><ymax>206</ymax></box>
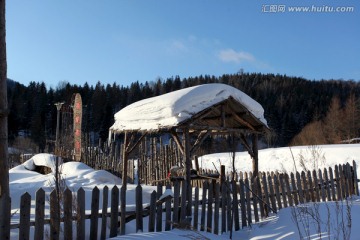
<box><xmin>126</xmin><ymin>133</ymin><xmax>147</xmax><ymax>154</ymax></box>
<box><xmin>229</xmin><ymin>109</ymin><xmax>256</xmax><ymax>131</ymax></box>
<box><xmin>190</xmin><ymin>130</ymin><xmax>211</xmax><ymax>155</ymax></box>
<box><xmin>170</xmin><ymin>129</ymin><xmax>185</xmax><ymax>155</ymax></box>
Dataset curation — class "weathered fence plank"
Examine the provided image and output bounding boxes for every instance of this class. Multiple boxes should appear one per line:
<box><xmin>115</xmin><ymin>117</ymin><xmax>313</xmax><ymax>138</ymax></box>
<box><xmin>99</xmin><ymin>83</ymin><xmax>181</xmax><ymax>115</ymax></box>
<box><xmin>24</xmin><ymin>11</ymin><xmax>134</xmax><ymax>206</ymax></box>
<box><xmin>50</xmin><ymin>190</ymin><xmax>60</xmax><ymax>240</ymax></box>
<box><xmin>63</xmin><ymin>188</ymin><xmax>73</xmax><ymax>240</ymax></box>
<box><xmin>307</xmin><ymin>171</ymin><xmax>314</xmax><ymax>202</ymax></box>
<box><xmin>273</xmin><ymin>174</ymin><xmax>282</xmax><ymax>210</ymax></box>
<box><xmin>214</xmin><ymin>182</ymin><xmax>220</xmax><ymax>235</ymax></box>
<box><xmin>207</xmin><ymin>181</ymin><xmax>213</xmax><ymax>233</ymax></box>
<box><xmin>19</xmin><ymin>192</ymin><xmax>31</xmax><ymax>240</ymax></box>
<box><xmin>90</xmin><ymin>186</ymin><xmax>100</xmax><ymax>240</ymax></box>
<box><xmin>200</xmin><ymin>181</ymin><xmax>208</xmax><ymax>231</ymax></box>
<box><xmin>267</xmin><ymin>174</ymin><xmax>277</xmax><ymax>213</ymax></box>
<box><xmin>245</xmin><ymin>178</ymin><xmax>252</xmax><ymax>225</ymax></box>
<box><xmin>312</xmin><ymin>170</ymin><xmax>320</xmax><ymax>202</ymax></box>
<box><xmin>251</xmin><ymin>177</ymin><xmax>259</xmax><ymax>222</ymax></box>
<box><xmin>101</xmin><ymin>186</ymin><xmax>109</xmax><ymax>240</ymax></box>
<box><xmin>353</xmin><ymin>161</ymin><xmax>359</xmax><ymax>195</ymax></box>
<box><xmin>156</xmin><ymin>184</ymin><xmax>163</xmax><ymax>232</ymax></box>
<box><xmin>34</xmin><ymin>188</ymin><xmax>45</xmax><ymax>240</ymax></box>
<box><xmin>165</xmin><ymin>184</ymin><xmax>172</xmax><ymax>231</ymax></box>
<box><xmin>232</xmin><ymin>180</ymin><xmax>240</xmax><ymax>231</ymax></box>
<box><xmin>148</xmin><ymin>191</ymin><xmax>156</xmax><ymax>232</ymax></box>
<box><xmin>109</xmin><ymin>186</ymin><xmax>119</xmax><ymax>238</ymax></box>
<box><xmin>239</xmin><ymin>179</ymin><xmax>247</xmax><ymax>228</ymax></box>
<box><xmin>77</xmin><ymin>187</ymin><xmax>86</xmax><ymax>240</ymax></box>
<box><xmin>135</xmin><ymin>184</ymin><xmax>143</xmax><ymax>233</ymax></box>
<box><xmin>296</xmin><ymin>172</ymin><xmax>304</xmax><ymax>204</ymax></box>
<box><xmin>173</xmin><ymin>181</ymin><xmax>180</xmax><ymax>225</ymax></box>
<box><xmin>221</xmin><ymin>181</ymin><xmax>227</xmax><ymax>233</ymax></box>
<box><xmin>279</xmin><ymin>174</ymin><xmax>288</xmax><ymax>208</ymax></box>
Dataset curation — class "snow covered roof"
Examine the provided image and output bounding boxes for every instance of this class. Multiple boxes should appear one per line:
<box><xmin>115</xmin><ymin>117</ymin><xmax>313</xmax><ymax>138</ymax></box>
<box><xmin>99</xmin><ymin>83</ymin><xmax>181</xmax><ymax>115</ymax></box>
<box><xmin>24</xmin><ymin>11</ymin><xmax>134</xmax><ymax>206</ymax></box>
<box><xmin>110</xmin><ymin>83</ymin><xmax>268</xmax><ymax>133</ymax></box>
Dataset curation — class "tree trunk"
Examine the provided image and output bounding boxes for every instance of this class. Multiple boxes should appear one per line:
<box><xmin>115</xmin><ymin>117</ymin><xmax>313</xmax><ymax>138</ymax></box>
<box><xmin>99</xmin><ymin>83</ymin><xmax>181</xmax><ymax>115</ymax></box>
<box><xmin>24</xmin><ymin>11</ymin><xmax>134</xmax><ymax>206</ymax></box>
<box><xmin>0</xmin><ymin>0</ymin><xmax>10</xmax><ymax>238</ymax></box>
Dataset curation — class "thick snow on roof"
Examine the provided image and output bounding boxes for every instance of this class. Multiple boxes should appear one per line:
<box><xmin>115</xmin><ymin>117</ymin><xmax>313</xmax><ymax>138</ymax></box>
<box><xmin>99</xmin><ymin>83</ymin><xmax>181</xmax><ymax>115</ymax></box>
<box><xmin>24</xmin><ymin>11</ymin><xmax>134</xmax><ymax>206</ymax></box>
<box><xmin>110</xmin><ymin>83</ymin><xmax>267</xmax><ymax>132</ymax></box>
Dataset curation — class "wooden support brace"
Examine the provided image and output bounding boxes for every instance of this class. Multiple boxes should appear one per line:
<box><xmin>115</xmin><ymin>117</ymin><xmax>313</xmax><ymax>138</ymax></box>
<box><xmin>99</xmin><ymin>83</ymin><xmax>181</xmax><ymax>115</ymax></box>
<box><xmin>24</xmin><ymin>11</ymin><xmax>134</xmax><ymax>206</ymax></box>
<box><xmin>170</xmin><ymin>129</ymin><xmax>185</xmax><ymax>155</ymax></box>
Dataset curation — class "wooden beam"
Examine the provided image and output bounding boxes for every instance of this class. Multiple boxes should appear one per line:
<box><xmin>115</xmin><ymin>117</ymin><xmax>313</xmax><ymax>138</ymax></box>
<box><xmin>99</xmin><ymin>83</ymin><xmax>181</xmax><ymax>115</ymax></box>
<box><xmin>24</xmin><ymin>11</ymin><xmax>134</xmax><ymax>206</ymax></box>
<box><xmin>183</xmin><ymin>128</ymin><xmax>192</xmax><ymax>217</ymax></box>
<box><xmin>170</xmin><ymin>129</ymin><xmax>185</xmax><ymax>155</ymax></box>
<box><xmin>252</xmin><ymin>134</ymin><xmax>259</xmax><ymax>177</ymax></box>
<box><xmin>229</xmin><ymin>109</ymin><xmax>255</xmax><ymax>131</ymax></box>
<box><xmin>189</xmin><ymin>125</ymin><xmax>259</xmax><ymax>134</ymax></box>
<box><xmin>122</xmin><ymin>132</ymin><xmax>129</xmax><ymax>185</ymax></box>
<box><xmin>125</xmin><ymin>133</ymin><xmax>135</xmax><ymax>152</ymax></box>
<box><xmin>221</xmin><ymin>104</ymin><xmax>226</xmax><ymax>127</ymax></box>
<box><xmin>190</xmin><ymin>130</ymin><xmax>211</xmax><ymax>156</ymax></box>
<box><xmin>126</xmin><ymin>133</ymin><xmax>147</xmax><ymax>154</ymax></box>
<box><xmin>240</xmin><ymin>134</ymin><xmax>255</xmax><ymax>159</ymax></box>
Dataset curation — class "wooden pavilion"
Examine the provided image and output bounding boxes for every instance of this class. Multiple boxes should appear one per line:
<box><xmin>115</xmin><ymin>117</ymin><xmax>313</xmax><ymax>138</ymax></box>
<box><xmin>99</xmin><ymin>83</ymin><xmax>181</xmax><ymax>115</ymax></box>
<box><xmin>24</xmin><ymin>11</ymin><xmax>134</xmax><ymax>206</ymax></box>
<box><xmin>108</xmin><ymin>83</ymin><xmax>268</xmax><ymax>233</ymax></box>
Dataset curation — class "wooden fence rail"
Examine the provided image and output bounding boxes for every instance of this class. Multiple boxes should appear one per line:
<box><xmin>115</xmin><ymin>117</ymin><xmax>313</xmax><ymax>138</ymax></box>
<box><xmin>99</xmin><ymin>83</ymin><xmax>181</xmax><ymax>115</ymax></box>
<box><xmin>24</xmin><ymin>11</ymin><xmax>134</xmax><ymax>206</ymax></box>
<box><xmin>10</xmin><ymin>161</ymin><xmax>359</xmax><ymax>239</ymax></box>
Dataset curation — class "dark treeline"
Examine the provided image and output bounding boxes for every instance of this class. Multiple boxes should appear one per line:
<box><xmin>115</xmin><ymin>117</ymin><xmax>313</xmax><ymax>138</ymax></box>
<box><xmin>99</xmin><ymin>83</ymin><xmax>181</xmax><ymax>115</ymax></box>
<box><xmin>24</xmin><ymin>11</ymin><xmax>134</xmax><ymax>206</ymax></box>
<box><xmin>6</xmin><ymin>73</ymin><xmax>360</xmax><ymax>150</ymax></box>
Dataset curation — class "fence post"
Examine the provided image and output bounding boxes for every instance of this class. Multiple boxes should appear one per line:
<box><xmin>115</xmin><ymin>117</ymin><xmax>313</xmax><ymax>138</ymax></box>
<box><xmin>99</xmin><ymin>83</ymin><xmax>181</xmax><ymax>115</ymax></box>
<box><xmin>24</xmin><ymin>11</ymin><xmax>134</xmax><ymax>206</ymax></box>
<box><xmin>301</xmin><ymin>171</ymin><xmax>309</xmax><ymax>203</ymax></box>
<box><xmin>306</xmin><ymin>171</ymin><xmax>314</xmax><ymax>202</ymax></box>
<box><xmin>77</xmin><ymin>187</ymin><xmax>85</xmax><ymax>240</ymax></box>
<box><xmin>109</xmin><ymin>186</ymin><xmax>119</xmax><ymax>238</ymax></box>
<box><xmin>50</xmin><ymin>190</ymin><xmax>60</xmax><ymax>240</ymax></box>
<box><xmin>165</xmin><ymin>184</ymin><xmax>172</xmax><ymax>231</ymax></box>
<box><xmin>274</xmin><ymin>174</ymin><xmax>282</xmax><ymax>210</ymax></box>
<box><xmin>323</xmin><ymin>168</ymin><xmax>331</xmax><ymax>201</ymax></box>
<box><xmin>207</xmin><ymin>181</ymin><xmax>214</xmax><ymax>233</ymax></box>
<box><xmin>200</xmin><ymin>181</ymin><xmax>208</xmax><ymax>231</ymax></box>
<box><xmin>284</xmin><ymin>174</ymin><xmax>293</xmax><ymax>207</ymax></box>
<box><xmin>329</xmin><ymin>167</ymin><xmax>336</xmax><ymax>201</ymax></box>
<box><xmin>19</xmin><ymin>192</ymin><xmax>31</xmax><ymax>240</ymax></box>
<box><xmin>120</xmin><ymin>184</ymin><xmax>126</xmax><ymax>235</ymax></box>
<box><xmin>296</xmin><ymin>172</ymin><xmax>304</xmax><ymax>204</ymax></box>
<box><xmin>267</xmin><ymin>174</ymin><xmax>277</xmax><ymax>213</ymax></box>
<box><xmin>34</xmin><ymin>188</ymin><xmax>45</xmax><ymax>240</ymax></box>
<box><xmin>193</xmin><ymin>186</ymin><xmax>199</xmax><ymax>231</ymax></box>
<box><xmin>353</xmin><ymin>160</ymin><xmax>359</xmax><ymax>195</ymax></box>
<box><xmin>239</xmin><ymin>179</ymin><xmax>247</xmax><ymax>228</ymax></box>
<box><xmin>100</xmin><ymin>186</ymin><xmax>109</xmax><ymax>240</ymax></box>
<box><xmin>279</xmin><ymin>174</ymin><xmax>288</xmax><ymax>207</ymax></box>
<box><xmin>173</xmin><ymin>181</ymin><xmax>180</xmax><ymax>225</ymax></box>
<box><xmin>90</xmin><ymin>187</ymin><xmax>100</xmax><ymax>240</ymax></box>
<box><xmin>232</xmin><ymin>180</ymin><xmax>240</xmax><ymax>231</ymax></box>
<box><xmin>63</xmin><ymin>188</ymin><xmax>73</xmax><ymax>240</ymax></box>
<box><xmin>148</xmin><ymin>191</ymin><xmax>156</xmax><ymax>232</ymax></box>
<box><xmin>156</xmin><ymin>184</ymin><xmax>163</xmax><ymax>232</ymax></box>
<box><xmin>251</xmin><ymin>177</ymin><xmax>259</xmax><ymax>222</ymax></box>
<box><xmin>245</xmin><ymin>178</ymin><xmax>252</xmax><ymax>226</ymax></box>
<box><xmin>312</xmin><ymin>170</ymin><xmax>320</xmax><ymax>202</ymax></box>
<box><xmin>335</xmin><ymin>165</ymin><xmax>342</xmax><ymax>201</ymax></box>
<box><xmin>135</xmin><ymin>184</ymin><xmax>143</xmax><ymax>233</ymax></box>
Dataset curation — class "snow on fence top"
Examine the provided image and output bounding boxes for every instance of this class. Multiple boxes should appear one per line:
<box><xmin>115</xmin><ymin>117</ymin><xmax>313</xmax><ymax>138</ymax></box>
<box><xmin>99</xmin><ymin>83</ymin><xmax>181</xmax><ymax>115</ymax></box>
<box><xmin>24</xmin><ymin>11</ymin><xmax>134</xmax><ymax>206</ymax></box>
<box><xmin>110</xmin><ymin>83</ymin><xmax>267</xmax><ymax>132</ymax></box>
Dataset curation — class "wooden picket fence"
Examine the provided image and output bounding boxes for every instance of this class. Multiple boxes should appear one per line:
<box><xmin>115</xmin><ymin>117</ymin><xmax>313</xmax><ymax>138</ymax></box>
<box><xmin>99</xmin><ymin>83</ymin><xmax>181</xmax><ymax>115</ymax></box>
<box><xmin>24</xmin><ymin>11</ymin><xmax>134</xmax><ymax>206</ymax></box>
<box><xmin>10</xmin><ymin>161</ymin><xmax>359</xmax><ymax>239</ymax></box>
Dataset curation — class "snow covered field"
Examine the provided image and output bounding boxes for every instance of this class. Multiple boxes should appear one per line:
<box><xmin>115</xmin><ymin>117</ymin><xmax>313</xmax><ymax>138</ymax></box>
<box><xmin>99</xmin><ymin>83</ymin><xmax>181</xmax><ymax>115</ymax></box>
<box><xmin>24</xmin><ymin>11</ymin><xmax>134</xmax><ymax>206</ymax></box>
<box><xmin>9</xmin><ymin>144</ymin><xmax>360</xmax><ymax>239</ymax></box>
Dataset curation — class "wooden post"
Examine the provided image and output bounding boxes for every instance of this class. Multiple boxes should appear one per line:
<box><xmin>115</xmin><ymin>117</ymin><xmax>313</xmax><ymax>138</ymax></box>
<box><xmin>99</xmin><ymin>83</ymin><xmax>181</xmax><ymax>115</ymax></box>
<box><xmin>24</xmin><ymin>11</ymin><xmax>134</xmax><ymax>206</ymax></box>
<box><xmin>0</xmin><ymin>1</ymin><xmax>9</xmax><ymax>234</ymax></box>
<box><xmin>184</xmin><ymin>128</ymin><xmax>192</xmax><ymax>217</ymax></box>
<box><xmin>252</xmin><ymin>135</ymin><xmax>259</xmax><ymax>177</ymax></box>
<box><xmin>120</xmin><ymin>132</ymin><xmax>128</xmax><ymax>235</ymax></box>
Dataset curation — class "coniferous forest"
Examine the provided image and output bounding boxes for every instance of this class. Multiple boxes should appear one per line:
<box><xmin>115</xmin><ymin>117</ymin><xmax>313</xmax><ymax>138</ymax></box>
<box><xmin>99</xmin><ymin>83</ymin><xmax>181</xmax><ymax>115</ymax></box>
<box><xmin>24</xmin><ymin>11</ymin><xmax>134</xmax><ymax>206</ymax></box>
<box><xmin>7</xmin><ymin>73</ymin><xmax>360</xmax><ymax>151</ymax></box>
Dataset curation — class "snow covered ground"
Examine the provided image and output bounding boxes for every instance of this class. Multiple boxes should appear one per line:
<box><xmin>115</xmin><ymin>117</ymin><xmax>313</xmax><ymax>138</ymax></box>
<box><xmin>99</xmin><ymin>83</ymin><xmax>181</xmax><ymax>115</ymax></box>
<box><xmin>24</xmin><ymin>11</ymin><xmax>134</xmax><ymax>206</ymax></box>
<box><xmin>9</xmin><ymin>144</ymin><xmax>360</xmax><ymax>239</ymax></box>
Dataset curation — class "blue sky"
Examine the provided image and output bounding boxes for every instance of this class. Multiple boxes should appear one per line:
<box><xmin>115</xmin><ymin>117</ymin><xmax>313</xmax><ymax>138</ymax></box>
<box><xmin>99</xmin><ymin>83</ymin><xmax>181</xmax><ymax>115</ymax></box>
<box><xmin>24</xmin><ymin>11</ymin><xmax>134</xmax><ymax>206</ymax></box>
<box><xmin>6</xmin><ymin>0</ymin><xmax>360</xmax><ymax>88</ymax></box>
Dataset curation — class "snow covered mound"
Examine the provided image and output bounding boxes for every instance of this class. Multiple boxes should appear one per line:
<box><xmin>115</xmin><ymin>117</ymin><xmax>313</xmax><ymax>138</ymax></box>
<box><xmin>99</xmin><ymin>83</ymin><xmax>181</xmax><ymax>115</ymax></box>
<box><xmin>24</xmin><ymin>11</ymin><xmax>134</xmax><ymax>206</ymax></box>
<box><xmin>110</xmin><ymin>83</ymin><xmax>267</xmax><ymax>131</ymax></box>
<box><xmin>9</xmin><ymin>154</ymin><xmax>121</xmax><ymax>199</ymax></box>
<box><xmin>22</xmin><ymin>153</ymin><xmax>62</xmax><ymax>173</ymax></box>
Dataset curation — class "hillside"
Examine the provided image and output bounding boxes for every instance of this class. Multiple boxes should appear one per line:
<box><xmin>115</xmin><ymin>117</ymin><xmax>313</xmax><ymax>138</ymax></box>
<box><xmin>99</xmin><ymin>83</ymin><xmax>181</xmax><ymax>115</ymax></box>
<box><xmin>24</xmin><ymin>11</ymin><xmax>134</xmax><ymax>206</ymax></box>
<box><xmin>7</xmin><ymin>74</ymin><xmax>360</xmax><ymax>150</ymax></box>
